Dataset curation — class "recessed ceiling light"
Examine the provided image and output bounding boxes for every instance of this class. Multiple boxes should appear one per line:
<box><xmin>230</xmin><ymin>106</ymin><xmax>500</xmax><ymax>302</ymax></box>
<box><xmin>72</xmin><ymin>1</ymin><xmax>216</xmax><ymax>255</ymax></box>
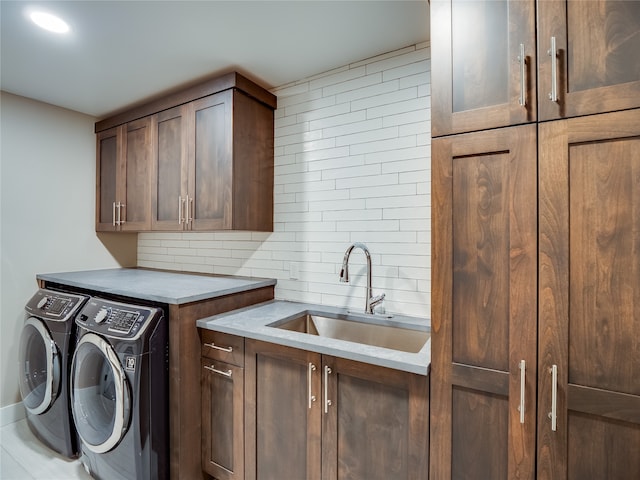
<box><xmin>30</xmin><ymin>11</ymin><xmax>70</xmax><ymax>34</ymax></box>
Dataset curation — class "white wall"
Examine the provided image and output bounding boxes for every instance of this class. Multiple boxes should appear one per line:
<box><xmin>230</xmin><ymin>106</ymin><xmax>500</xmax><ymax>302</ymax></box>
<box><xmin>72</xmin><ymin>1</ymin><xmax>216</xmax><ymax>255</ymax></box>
<box><xmin>0</xmin><ymin>92</ymin><xmax>132</xmax><ymax>410</ymax></box>
<box><xmin>138</xmin><ymin>44</ymin><xmax>431</xmax><ymax>317</ymax></box>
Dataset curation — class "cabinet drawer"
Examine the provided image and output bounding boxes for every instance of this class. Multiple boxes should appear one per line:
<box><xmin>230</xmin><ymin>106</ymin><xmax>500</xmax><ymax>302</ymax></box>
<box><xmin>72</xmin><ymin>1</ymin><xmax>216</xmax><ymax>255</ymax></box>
<box><xmin>201</xmin><ymin>330</ymin><xmax>244</xmax><ymax>366</ymax></box>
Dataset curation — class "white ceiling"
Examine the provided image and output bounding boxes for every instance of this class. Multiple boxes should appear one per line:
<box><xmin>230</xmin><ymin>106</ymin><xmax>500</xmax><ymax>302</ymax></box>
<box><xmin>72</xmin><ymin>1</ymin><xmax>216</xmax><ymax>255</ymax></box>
<box><xmin>1</xmin><ymin>1</ymin><xmax>430</xmax><ymax>119</ymax></box>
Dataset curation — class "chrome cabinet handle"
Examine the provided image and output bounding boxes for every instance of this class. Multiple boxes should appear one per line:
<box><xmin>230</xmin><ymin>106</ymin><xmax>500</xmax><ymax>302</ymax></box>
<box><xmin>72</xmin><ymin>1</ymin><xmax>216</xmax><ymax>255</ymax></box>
<box><xmin>204</xmin><ymin>364</ymin><xmax>232</xmax><ymax>378</ymax></box>
<box><xmin>187</xmin><ymin>195</ymin><xmax>194</xmax><ymax>224</ymax></box>
<box><xmin>308</xmin><ymin>363</ymin><xmax>317</xmax><ymax>409</ymax></box>
<box><xmin>203</xmin><ymin>342</ymin><xmax>233</xmax><ymax>353</ymax></box>
<box><xmin>112</xmin><ymin>202</ymin><xmax>116</xmax><ymax>226</ymax></box>
<box><xmin>547</xmin><ymin>37</ymin><xmax>558</xmax><ymax>102</ymax></box>
<box><xmin>178</xmin><ymin>196</ymin><xmax>183</xmax><ymax>224</ymax></box>
<box><xmin>518</xmin><ymin>360</ymin><xmax>526</xmax><ymax>423</ymax></box>
<box><xmin>324</xmin><ymin>366</ymin><xmax>332</xmax><ymax>414</ymax></box>
<box><xmin>119</xmin><ymin>203</ymin><xmax>125</xmax><ymax>224</ymax></box>
<box><xmin>548</xmin><ymin>364</ymin><xmax>558</xmax><ymax>431</ymax></box>
<box><xmin>518</xmin><ymin>43</ymin><xmax>526</xmax><ymax>107</ymax></box>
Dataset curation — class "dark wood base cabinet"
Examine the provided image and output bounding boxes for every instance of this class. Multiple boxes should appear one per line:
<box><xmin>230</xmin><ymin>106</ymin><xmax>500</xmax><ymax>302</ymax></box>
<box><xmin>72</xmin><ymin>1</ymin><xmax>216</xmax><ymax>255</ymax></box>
<box><xmin>201</xmin><ymin>337</ymin><xmax>429</xmax><ymax>480</ymax></box>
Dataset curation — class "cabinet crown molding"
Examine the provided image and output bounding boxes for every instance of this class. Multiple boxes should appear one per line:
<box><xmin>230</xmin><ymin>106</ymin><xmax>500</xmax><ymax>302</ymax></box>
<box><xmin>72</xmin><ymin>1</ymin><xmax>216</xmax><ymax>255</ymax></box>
<box><xmin>95</xmin><ymin>71</ymin><xmax>277</xmax><ymax>133</ymax></box>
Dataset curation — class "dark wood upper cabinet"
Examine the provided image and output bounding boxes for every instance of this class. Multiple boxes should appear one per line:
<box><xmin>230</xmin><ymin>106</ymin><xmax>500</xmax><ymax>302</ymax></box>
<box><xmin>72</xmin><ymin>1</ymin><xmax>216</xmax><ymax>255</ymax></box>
<box><xmin>151</xmin><ymin>105</ymin><xmax>189</xmax><ymax>231</ymax></box>
<box><xmin>537</xmin><ymin>109</ymin><xmax>640</xmax><ymax>480</ymax></box>
<box><xmin>537</xmin><ymin>0</ymin><xmax>640</xmax><ymax>120</ymax></box>
<box><xmin>96</xmin><ymin>117</ymin><xmax>152</xmax><ymax>231</ymax></box>
<box><xmin>98</xmin><ymin>72</ymin><xmax>275</xmax><ymax>233</ymax></box>
<box><xmin>431</xmin><ymin>0</ymin><xmax>537</xmax><ymax>136</ymax></box>
<box><xmin>430</xmin><ymin>124</ymin><xmax>538</xmax><ymax>480</ymax></box>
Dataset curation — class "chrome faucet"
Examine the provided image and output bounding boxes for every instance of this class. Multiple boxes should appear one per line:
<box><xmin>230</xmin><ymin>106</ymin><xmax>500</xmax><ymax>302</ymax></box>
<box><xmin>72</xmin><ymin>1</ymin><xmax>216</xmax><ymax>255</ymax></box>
<box><xmin>339</xmin><ymin>242</ymin><xmax>385</xmax><ymax>314</ymax></box>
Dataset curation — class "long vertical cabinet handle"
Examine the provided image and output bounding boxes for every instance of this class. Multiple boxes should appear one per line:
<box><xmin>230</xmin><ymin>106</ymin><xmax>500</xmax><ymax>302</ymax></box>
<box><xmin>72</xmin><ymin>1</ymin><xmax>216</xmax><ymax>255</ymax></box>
<box><xmin>324</xmin><ymin>366</ymin><xmax>332</xmax><ymax>414</ymax></box>
<box><xmin>178</xmin><ymin>196</ymin><xmax>183</xmax><ymax>225</ymax></box>
<box><xmin>188</xmin><ymin>196</ymin><xmax>194</xmax><ymax>224</ymax></box>
<box><xmin>518</xmin><ymin>43</ymin><xmax>527</xmax><ymax>107</ymax></box>
<box><xmin>547</xmin><ymin>37</ymin><xmax>558</xmax><ymax>102</ymax></box>
<box><xmin>518</xmin><ymin>360</ymin><xmax>526</xmax><ymax>423</ymax></box>
<box><xmin>548</xmin><ymin>364</ymin><xmax>558</xmax><ymax>431</ymax></box>
<box><xmin>308</xmin><ymin>363</ymin><xmax>317</xmax><ymax>409</ymax></box>
<box><xmin>119</xmin><ymin>203</ymin><xmax>125</xmax><ymax>225</ymax></box>
<box><xmin>112</xmin><ymin>202</ymin><xmax>116</xmax><ymax>226</ymax></box>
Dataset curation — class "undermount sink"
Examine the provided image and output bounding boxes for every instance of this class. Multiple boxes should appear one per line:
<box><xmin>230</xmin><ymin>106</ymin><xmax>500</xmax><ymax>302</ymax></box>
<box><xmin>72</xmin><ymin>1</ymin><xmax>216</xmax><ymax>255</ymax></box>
<box><xmin>268</xmin><ymin>312</ymin><xmax>429</xmax><ymax>353</ymax></box>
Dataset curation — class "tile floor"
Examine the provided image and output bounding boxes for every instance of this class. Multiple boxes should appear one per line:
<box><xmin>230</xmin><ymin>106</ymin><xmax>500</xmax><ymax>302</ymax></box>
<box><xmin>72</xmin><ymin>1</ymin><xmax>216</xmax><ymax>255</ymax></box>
<box><xmin>0</xmin><ymin>419</ymin><xmax>91</xmax><ymax>479</ymax></box>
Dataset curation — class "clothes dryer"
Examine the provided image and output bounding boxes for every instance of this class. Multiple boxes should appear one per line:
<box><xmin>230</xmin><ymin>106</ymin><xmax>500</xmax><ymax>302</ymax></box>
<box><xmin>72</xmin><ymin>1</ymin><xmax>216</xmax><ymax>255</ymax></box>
<box><xmin>18</xmin><ymin>288</ymin><xmax>89</xmax><ymax>458</ymax></box>
<box><xmin>70</xmin><ymin>297</ymin><xmax>168</xmax><ymax>480</ymax></box>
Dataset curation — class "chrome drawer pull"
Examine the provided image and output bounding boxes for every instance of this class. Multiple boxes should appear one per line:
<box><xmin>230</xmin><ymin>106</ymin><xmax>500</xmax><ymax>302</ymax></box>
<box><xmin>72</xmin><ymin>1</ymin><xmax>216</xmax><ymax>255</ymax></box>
<box><xmin>204</xmin><ymin>364</ymin><xmax>232</xmax><ymax>378</ymax></box>
<box><xmin>204</xmin><ymin>342</ymin><xmax>233</xmax><ymax>353</ymax></box>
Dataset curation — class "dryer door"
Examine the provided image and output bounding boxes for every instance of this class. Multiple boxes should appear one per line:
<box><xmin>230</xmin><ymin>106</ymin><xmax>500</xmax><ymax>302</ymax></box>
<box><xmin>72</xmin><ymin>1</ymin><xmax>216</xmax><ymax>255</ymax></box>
<box><xmin>71</xmin><ymin>333</ymin><xmax>131</xmax><ymax>454</ymax></box>
<box><xmin>18</xmin><ymin>317</ymin><xmax>60</xmax><ymax>414</ymax></box>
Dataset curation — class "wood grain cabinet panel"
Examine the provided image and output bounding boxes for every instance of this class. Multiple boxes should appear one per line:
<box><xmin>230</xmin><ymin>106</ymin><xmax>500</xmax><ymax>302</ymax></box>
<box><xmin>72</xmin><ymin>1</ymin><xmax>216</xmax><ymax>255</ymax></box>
<box><xmin>537</xmin><ymin>0</ymin><xmax>640</xmax><ymax>120</ymax></box>
<box><xmin>201</xmin><ymin>357</ymin><xmax>244</xmax><ymax>480</ymax></box>
<box><xmin>244</xmin><ymin>340</ymin><xmax>322</xmax><ymax>480</ymax></box>
<box><xmin>151</xmin><ymin>105</ymin><xmax>188</xmax><ymax>231</ymax></box>
<box><xmin>243</xmin><ymin>340</ymin><xmax>429</xmax><ymax>480</ymax></box>
<box><xmin>430</xmin><ymin>124</ymin><xmax>538</xmax><ymax>480</ymax></box>
<box><xmin>95</xmin><ymin>117</ymin><xmax>152</xmax><ymax>231</ymax></box>
<box><xmin>537</xmin><ymin>109</ymin><xmax>640</xmax><ymax>480</ymax></box>
<box><xmin>430</xmin><ymin>0</ymin><xmax>537</xmax><ymax>136</ymax></box>
<box><xmin>322</xmin><ymin>356</ymin><xmax>428</xmax><ymax>480</ymax></box>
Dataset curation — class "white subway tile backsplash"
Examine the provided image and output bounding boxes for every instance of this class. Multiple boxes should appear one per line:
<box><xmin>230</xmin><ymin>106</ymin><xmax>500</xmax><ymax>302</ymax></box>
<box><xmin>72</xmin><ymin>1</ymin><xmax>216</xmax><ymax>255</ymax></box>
<box><xmin>138</xmin><ymin>44</ymin><xmax>431</xmax><ymax>318</ymax></box>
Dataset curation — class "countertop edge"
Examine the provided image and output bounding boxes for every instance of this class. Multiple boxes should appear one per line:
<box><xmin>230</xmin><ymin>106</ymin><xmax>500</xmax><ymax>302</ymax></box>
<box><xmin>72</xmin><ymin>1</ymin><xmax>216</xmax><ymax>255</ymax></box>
<box><xmin>197</xmin><ymin>300</ymin><xmax>431</xmax><ymax>376</ymax></box>
<box><xmin>36</xmin><ymin>269</ymin><xmax>277</xmax><ymax>305</ymax></box>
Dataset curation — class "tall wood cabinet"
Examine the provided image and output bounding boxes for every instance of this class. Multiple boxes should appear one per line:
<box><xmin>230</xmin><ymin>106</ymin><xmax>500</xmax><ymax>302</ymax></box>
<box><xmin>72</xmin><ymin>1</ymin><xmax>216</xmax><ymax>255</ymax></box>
<box><xmin>537</xmin><ymin>109</ymin><xmax>640</xmax><ymax>480</ymax></box>
<box><xmin>430</xmin><ymin>1</ymin><xmax>640</xmax><ymax>479</ymax></box>
<box><xmin>96</xmin><ymin>72</ymin><xmax>276</xmax><ymax>233</ymax></box>
<box><xmin>431</xmin><ymin>124</ymin><xmax>538</xmax><ymax>480</ymax></box>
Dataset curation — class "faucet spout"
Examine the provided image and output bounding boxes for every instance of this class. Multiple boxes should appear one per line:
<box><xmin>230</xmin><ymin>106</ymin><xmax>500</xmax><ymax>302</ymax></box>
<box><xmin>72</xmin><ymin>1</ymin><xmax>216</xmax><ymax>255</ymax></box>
<box><xmin>339</xmin><ymin>242</ymin><xmax>384</xmax><ymax>314</ymax></box>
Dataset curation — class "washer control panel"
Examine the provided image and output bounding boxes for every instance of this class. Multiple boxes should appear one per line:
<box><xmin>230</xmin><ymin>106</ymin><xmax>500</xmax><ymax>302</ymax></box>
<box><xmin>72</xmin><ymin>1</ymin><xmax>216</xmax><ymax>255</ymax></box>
<box><xmin>25</xmin><ymin>289</ymin><xmax>88</xmax><ymax>322</ymax></box>
<box><xmin>76</xmin><ymin>297</ymin><xmax>161</xmax><ymax>339</ymax></box>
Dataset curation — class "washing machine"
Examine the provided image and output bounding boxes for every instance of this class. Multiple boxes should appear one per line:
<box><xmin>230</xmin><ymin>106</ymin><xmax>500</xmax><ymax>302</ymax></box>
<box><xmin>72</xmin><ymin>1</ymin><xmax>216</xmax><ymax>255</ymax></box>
<box><xmin>18</xmin><ymin>288</ymin><xmax>89</xmax><ymax>458</ymax></box>
<box><xmin>70</xmin><ymin>296</ymin><xmax>169</xmax><ymax>480</ymax></box>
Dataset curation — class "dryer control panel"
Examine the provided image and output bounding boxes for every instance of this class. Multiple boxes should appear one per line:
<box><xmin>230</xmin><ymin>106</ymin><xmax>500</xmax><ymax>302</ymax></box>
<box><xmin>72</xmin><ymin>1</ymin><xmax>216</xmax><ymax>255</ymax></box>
<box><xmin>25</xmin><ymin>289</ymin><xmax>88</xmax><ymax>322</ymax></box>
<box><xmin>76</xmin><ymin>297</ymin><xmax>162</xmax><ymax>340</ymax></box>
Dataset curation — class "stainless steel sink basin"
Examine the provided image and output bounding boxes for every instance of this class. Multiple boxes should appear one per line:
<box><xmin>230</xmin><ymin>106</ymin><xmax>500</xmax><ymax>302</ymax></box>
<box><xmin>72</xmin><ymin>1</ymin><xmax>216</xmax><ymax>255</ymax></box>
<box><xmin>268</xmin><ymin>313</ymin><xmax>429</xmax><ymax>353</ymax></box>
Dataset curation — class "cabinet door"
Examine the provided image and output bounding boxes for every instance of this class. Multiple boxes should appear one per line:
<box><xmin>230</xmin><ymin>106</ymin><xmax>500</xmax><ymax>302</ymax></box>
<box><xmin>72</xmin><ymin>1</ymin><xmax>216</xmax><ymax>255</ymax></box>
<box><xmin>188</xmin><ymin>90</ymin><xmax>233</xmax><ymax>231</ymax></box>
<box><xmin>431</xmin><ymin>124</ymin><xmax>537</xmax><ymax>480</ymax></box>
<box><xmin>201</xmin><ymin>358</ymin><xmax>244</xmax><ymax>480</ymax></box>
<box><xmin>152</xmin><ymin>105</ymin><xmax>188</xmax><ymax>231</ymax></box>
<box><xmin>96</xmin><ymin>127</ymin><xmax>120</xmax><ymax>231</ymax></box>
<box><xmin>322</xmin><ymin>356</ymin><xmax>428</xmax><ymax>480</ymax></box>
<box><xmin>245</xmin><ymin>340</ymin><xmax>321</xmax><ymax>480</ymax></box>
<box><xmin>119</xmin><ymin>117</ymin><xmax>152</xmax><ymax>231</ymax></box>
<box><xmin>538</xmin><ymin>109</ymin><xmax>640</xmax><ymax>480</ymax></box>
<box><xmin>538</xmin><ymin>0</ymin><xmax>640</xmax><ymax>121</ymax></box>
<box><xmin>430</xmin><ymin>0</ymin><xmax>536</xmax><ymax>137</ymax></box>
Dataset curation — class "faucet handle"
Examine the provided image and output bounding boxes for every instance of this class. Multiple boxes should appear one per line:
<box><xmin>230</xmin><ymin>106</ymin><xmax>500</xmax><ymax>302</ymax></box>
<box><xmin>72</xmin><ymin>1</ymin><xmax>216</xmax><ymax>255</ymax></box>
<box><xmin>369</xmin><ymin>293</ymin><xmax>386</xmax><ymax>312</ymax></box>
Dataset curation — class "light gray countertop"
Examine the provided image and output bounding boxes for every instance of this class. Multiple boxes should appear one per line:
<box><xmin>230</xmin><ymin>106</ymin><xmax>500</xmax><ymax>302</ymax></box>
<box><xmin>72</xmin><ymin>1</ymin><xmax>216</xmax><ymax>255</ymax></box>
<box><xmin>197</xmin><ymin>300</ymin><xmax>431</xmax><ymax>376</ymax></box>
<box><xmin>37</xmin><ymin>268</ymin><xmax>276</xmax><ymax>305</ymax></box>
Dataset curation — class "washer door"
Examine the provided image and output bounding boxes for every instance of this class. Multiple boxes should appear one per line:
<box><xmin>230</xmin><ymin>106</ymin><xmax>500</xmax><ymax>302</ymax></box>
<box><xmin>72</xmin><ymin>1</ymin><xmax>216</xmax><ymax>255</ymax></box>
<box><xmin>71</xmin><ymin>333</ymin><xmax>131</xmax><ymax>454</ymax></box>
<box><xmin>18</xmin><ymin>317</ymin><xmax>60</xmax><ymax>415</ymax></box>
